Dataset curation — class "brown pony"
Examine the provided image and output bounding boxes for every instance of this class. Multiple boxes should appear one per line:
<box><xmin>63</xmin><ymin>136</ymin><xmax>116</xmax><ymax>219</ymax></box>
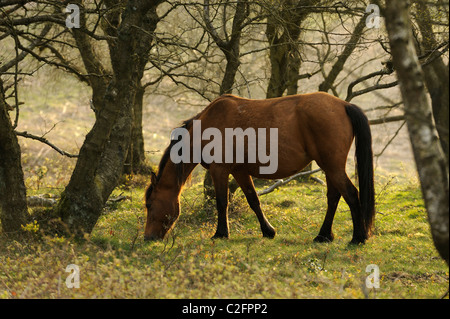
<box><xmin>144</xmin><ymin>92</ymin><xmax>375</xmax><ymax>244</ymax></box>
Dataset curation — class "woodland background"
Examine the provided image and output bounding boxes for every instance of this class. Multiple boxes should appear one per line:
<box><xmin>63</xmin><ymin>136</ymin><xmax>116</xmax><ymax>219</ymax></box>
<box><xmin>0</xmin><ymin>0</ymin><xmax>448</xmax><ymax>299</ymax></box>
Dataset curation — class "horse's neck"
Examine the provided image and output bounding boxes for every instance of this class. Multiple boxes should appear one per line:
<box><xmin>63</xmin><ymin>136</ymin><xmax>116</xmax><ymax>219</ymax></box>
<box><xmin>159</xmin><ymin>160</ymin><xmax>197</xmax><ymax>196</ymax></box>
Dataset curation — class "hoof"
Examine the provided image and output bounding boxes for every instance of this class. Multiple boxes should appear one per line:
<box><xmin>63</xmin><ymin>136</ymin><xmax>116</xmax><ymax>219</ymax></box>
<box><xmin>211</xmin><ymin>232</ymin><xmax>229</xmax><ymax>239</ymax></box>
<box><xmin>263</xmin><ymin>230</ymin><xmax>277</xmax><ymax>239</ymax></box>
<box><xmin>262</xmin><ymin>227</ymin><xmax>276</xmax><ymax>239</ymax></box>
<box><xmin>313</xmin><ymin>234</ymin><xmax>334</xmax><ymax>243</ymax></box>
<box><xmin>349</xmin><ymin>232</ymin><xmax>367</xmax><ymax>245</ymax></box>
<box><xmin>349</xmin><ymin>237</ymin><xmax>366</xmax><ymax>245</ymax></box>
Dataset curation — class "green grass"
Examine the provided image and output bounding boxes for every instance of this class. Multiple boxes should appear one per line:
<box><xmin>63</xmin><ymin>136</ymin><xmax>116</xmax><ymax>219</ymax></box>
<box><xmin>0</xmin><ymin>172</ymin><xmax>448</xmax><ymax>299</ymax></box>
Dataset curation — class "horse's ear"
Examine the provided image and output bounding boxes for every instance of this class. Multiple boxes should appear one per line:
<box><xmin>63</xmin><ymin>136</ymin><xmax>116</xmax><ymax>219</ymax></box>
<box><xmin>150</xmin><ymin>171</ymin><xmax>157</xmax><ymax>185</ymax></box>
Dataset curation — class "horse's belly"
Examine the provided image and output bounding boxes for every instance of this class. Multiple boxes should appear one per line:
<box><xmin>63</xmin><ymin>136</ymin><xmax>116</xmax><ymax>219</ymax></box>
<box><xmin>232</xmin><ymin>150</ymin><xmax>311</xmax><ymax>180</ymax></box>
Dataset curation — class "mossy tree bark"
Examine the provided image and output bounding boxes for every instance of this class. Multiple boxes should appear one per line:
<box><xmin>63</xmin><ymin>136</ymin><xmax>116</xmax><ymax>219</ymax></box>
<box><xmin>265</xmin><ymin>0</ymin><xmax>320</xmax><ymax>98</ymax></box>
<box><xmin>55</xmin><ymin>0</ymin><xmax>163</xmax><ymax>237</ymax></box>
<box><xmin>385</xmin><ymin>0</ymin><xmax>449</xmax><ymax>264</ymax></box>
<box><xmin>202</xmin><ymin>0</ymin><xmax>250</xmax><ymax>199</ymax></box>
<box><xmin>0</xmin><ymin>79</ymin><xmax>29</xmax><ymax>234</ymax></box>
<box><xmin>265</xmin><ymin>0</ymin><xmax>320</xmax><ymax>176</ymax></box>
<box><xmin>124</xmin><ymin>84</ymin><xmax>147</xmax><ymax>175</ymax></box>
<box><xmin>415</xmin><ymin>0</ymin><xmax>449</xmax><ymax>163</ymax></box>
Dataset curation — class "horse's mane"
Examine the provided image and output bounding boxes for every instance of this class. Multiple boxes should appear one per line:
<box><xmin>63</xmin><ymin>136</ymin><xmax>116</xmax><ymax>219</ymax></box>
<box><xmin>145</xmin><ymin>115</ymin><xmax>197</xmax><ymax>204</ymax></box>
<box><xmin>145</xmin><ymin>96</ymin><xmax>230</xmax><ymax>204</ymax></box>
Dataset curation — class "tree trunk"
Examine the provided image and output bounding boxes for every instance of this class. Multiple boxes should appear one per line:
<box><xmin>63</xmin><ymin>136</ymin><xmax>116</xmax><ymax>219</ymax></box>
<box><xmin>204</xmin><ymin>0</ymin><xmax>249</xmax><ymax>95</ymax></box>
<box><xmin>318</xmin><ymin>15</ymin><xmax>366</xmax><ymax>93</ymax></box>
<box><xmin>220</xmin><ymin>48</ymin><xmax>241</xmax><ymax>95</ymax></box>
<box><xmin>57</xmin><ymin>78</ymin><xmax>135</xmax><ymax>236</ymax></box>
<box><xmin>203</xmin><ymin>0</ymin><xmax>249</xmax><ymax>199</ymax></box>
<box><xmin>286</xmin><ymin>49</ymin><xmax>302</xmax><ymax>96</ymax></box>
<box><xmin>265</xmin><ymin>0</ymin><xmax>319</xmax><ymax>98</ymax></box>
<box><xmin>0</xmin><ymin>80</ymin><xmax>29</xmax><ymax>234</ymax></box>
<box><xmin>121</xmin><ymin>1</ymin><xmax>161</xmax><ymax>175</ymax></box>
<box><xmin>385</xmin><ymin>0</ymin><xmax>449</xmax><ymax>265</ymax></box>
<box><xmin>55</xmin><ymin>1</ymin><xmax>162</xmax><ymax>237</ymax></box>
<box><xmin>265</xmin><ymin>1</ymin><xmax>315</xmax><ymax>175</ymax></box>
<box><xmin>124</xmin><ymin>84</ymin><xmax>147</xmax><ymax>174</ymax></box>
<box><xmin>415</xmin><ymin>0</ymin><xmax>449</xmax><ymax>163</ymax></box>
<box><xmin>265</xmin><ymin>11</ymin><xmax>302</xmax><ymax>98</ymax></box>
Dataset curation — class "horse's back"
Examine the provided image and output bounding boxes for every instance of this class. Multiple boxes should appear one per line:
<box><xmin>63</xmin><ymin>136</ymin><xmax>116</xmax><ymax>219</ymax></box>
<box><xmin>197</xmin><ymin>93</ymin><xmax>354</xmax><ymax>178</ymax></box>
<box><xmin>201</xmin><ymin>92</ymin><xmax>352</xmax><ymax>133</ymax></box>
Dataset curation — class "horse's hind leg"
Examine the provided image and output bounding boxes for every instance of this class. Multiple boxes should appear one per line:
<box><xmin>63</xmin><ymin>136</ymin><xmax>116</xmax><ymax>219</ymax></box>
<box><xmin>232</xmin><ymin>172</ymin><xmax>276</xmax><ymax>238</ymax></box>
<box><xmin>327</xmin><ymin>171</ymin><xmax>366</xmax><ymax>244</ymax></box>
<box><xmin>314</xmin><ymin>176</ymin><xmax>341</xmax><ymax>243</ymax></box>
<box><xmin>210</xmin><ymin>166</ymin><xmax>230</xmax><ymax>239</ymax></box>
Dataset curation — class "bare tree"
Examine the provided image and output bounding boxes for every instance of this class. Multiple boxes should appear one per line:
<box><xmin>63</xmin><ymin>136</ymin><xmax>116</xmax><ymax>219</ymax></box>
<box><xmin>264</xmin><ymin>0</ymin><xmax>321</xmax><ymax>98</ymax></box>
<box><xmin>0</xmin><ymin>0</ymin><xmax>166</xmax><ymax>237</ymax></box>
<box><xmin>413</xmin><ymin>0</ymin><xmax>449</xmax><ymax>163</ymax></box>
<box><xmin>203</xmin><ymin>0</ymin><xmax>250</xmax><ymax>95</ymax></box>
<box><xmin>54</xmin><ymin>0</ymin><xmax>165</xmax><ymax>237</ymax></box>
<box><xmin>190</xmin><ymin>0</ymin><xmax>252</xmax><ymax>198</ymax></box>
<box><xmin>0</xmin><ymin>78</ymin><xmax>29</xmax><ymax>234</ymax></box>
<box><xmin>318</xmin><ymin>13</ymin><xmax>367</xmax><ymax>93</ymax></box>
<box><xmin>385</xmin><ymin>0</ymin><xmax>449</xmax><ymax>264</ymax></box>
<box><xmin>0</xmin><ymin>3</ymin><xmax>54</xmax><ymax>234</ymax></box>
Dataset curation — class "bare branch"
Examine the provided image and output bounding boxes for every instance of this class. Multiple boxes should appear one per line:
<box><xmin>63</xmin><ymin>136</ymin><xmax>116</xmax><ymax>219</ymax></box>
<box><xmin>369</xmin><ymin>115</ymin><xmax>405</xmax><ymax>125</ymax></box>
<box><xmin>319</xmin><ymin>13</ymin><xmax>367</xmax><ymax>93</ymax></box>
<box><xmin>258</xmin><ymin>168</ymin><xmax>322</xmax><ymax>196</ymax></box>
<box><xmin>15</xmin><ymin>130</ymin><xmax>78</xmax><ymax>158</ymax></box>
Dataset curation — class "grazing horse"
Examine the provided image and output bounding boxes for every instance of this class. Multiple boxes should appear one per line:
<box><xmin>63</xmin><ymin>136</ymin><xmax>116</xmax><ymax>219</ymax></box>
<box><xmin>144</xmin><ymin>92</ymin><xmax>375</xmax><ymax>244</ymax></box>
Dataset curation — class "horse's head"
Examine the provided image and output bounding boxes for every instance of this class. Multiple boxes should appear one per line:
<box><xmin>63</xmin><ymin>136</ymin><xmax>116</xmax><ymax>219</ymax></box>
<box><xmin>144</xmin><ymin>172</ymin><xmax>180</xmax><ymax>241</ymax></box>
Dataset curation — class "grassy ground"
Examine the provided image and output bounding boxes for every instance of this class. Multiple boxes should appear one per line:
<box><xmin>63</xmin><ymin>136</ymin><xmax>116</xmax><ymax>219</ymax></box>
<box><xmin>4</xmin><ymin>44</ymin><xmax>445</xmax><ymax>301</ymax></box>
<box><xmin>0</xmin><ymin>171</ymin><xmax>448</xmax><ymax>299</ymax></box>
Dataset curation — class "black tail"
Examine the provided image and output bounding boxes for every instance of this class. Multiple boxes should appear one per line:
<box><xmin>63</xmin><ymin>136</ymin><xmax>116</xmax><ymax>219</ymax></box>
<box><xmin>345</xmin><ymin>104</ymin><xmax>375</xmax><ymax>237</ymax></box>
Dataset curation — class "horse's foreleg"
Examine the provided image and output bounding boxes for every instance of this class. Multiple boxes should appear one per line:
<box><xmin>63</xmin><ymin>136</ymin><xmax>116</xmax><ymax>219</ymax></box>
<box><xmin>233</xmin><ymin>172</ymin><xmax>276</xmax><ymax>238</ymax></box>
<box><xmin>210</xmin><ymin>167</ymin><xmax>230</xmax><ymax>239</ymax></box>
<box><xmin>314</xmin><ymin>175</ymin><xmax>341</xmax><ymax>243</ymax></box>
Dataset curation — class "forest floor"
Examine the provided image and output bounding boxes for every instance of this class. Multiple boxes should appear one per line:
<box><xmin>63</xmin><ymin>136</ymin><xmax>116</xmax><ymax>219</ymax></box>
<box><xmin>1</xmin><ymin>68</ymin><xmax>448</xmax><ymax>300</ymax></box>
<box><xmin>0</xmin><ymin>170</ymin><xmax>448</xmax><ymax>299</ymax></box>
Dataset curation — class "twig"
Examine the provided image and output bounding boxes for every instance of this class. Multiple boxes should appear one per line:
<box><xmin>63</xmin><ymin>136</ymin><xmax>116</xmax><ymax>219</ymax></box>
<box><xmin>107</xmin><ymin>195</ymin><xmax>129</xmax><ymax>203</ymax></box>
<box><xmin>15</xmin><ymin>130</ymin><xmax>78</xmax><ymax>158</ymax></box>
<box><xmin>346</xmin><ymin>68</ymin><xmax>395</xmax><ymax>102</ymax></box>
<box><xmin>375</xmin><ymin>120</ymin><xmax>406</xmax><ymax>157</ymax></box>
<box><xmin>369</xmin><ymin>115</ymin><xmax>405</xmax><ymax>125</ymax></box>
<box><xmin>26</xmin><ymin>194</ymin><xmax>129</xmax><ymax>208</ymax></box>
<box><xmin>258</xmin><ymin>168</ymin><xmax>322</xmax><ymax>196</ymax></box>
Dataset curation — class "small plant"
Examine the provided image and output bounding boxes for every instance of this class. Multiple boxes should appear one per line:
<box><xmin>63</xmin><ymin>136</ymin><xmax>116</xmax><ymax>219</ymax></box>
<box><xmin>21</xmin><ymin>220</ymin><xmax>40</xmax><ymax>233</ymax></box>
<box><xmin>36</xmin><ymin>166</ymin><xmax>48</xmax><ymax>190</ymax></box>
<box><xmin>26</xmin><ymin>165</ymin><xmax>49</xmax><ymax>190</ymax></box>
<box><xmin>303</xmin><ymin>257</ymin><xmax>327</xmax><ymax>274</ymax></box>
<box><xmin>1</xmin><ymin>173</ymin><xmax>448</xmax><ymax>299</ymax></box>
